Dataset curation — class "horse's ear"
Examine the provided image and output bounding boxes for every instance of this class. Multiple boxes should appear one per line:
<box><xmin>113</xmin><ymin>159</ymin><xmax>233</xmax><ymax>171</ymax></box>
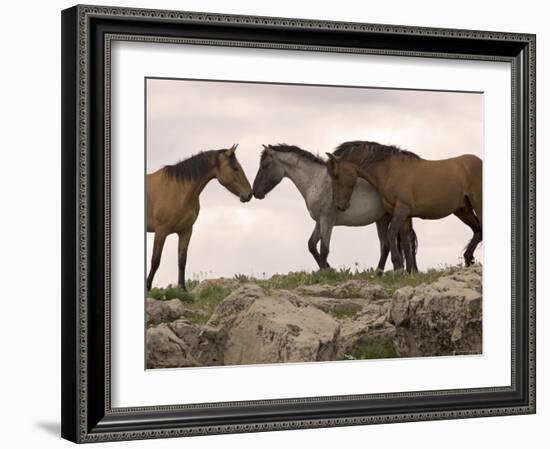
<box><xmin>263</xmin><ymin>144</ymin><xmax>274</xmax><ymax>155</ymax></box>
<box><xmin>227</xmin><ymin>144</ymin><xmax>238</xmax><ymax>156</ymax></box>
<box><xmin>326</xmin><ymin>152</ymin><xmax>340</xmax><ymax>162</ymax></box>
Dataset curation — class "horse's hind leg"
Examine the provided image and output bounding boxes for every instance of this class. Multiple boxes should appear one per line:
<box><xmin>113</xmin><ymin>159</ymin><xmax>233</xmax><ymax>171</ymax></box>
<box><xmin>375</xmin><ymin>215</ymin><xmax>391</xmax><ymax>274</ymax></box>
<box><xmin>178</xmin><ymin>227</ymin><xmax>193</xmax><ymax>290</ymax></box>
<box><xmin>388</xmin><ymin>203</ymin><xmax>410</xmax><ymax>272</ymax></box>
<box><xmin>454</xmin><ymin>206</ymin><xmax>482</xmax><ymax>266</ymax></box>
<box><xmin>398</xmin><ymin>218</ymin><xmax>417</xmax><ymax>273</ymax></box>
<box><xmin>147</xmin><ymin>231</ymin><xmax>167</xmax><ymax>291</ymax></box>
<box><xmin>319</xmin><ymin>218</ymin><xmax>334</xmax><ymax>270</ymax></box>
<box><xmin>308</xmin><ymin>222</ymin><xmax>323</xmax><ymax>269</ymax></box>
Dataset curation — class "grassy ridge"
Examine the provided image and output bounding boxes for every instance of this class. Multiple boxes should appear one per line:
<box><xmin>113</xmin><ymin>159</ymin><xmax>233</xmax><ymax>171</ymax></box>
<box><xmin>254</xmin><ymin>266</ymin><xmax>459</xmax><ymax>292</ymax></box>
<box><xmin>149</xmin><ymin>266</ymin><xmax>461</xmax><ymax>301</ymax></box>
<box><xmin>149</xmin><ymin>266</ymin><xmax>461</xmax><ymax>323</ymax></box>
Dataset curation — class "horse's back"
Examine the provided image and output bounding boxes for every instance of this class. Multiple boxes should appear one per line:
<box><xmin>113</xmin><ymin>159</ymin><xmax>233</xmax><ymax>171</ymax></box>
<box><xmin>146</xmin><ymin>169</ymin><xmax>199</xmax><ymax>233</ymax></box>
<box><xmin>457</xmin><ymin>154</ymin><xmax>482</xmax><ymax>182</ymax></box>
<box><xmin>394</xmin><ymin>155</ymin><xmax>480</xmax><ymax>218</ymax></box>
<box><xmin>418</xmin><ymin>154</ymin><xmax>481</xmax><ymax>185</ymax></box>
<box><xmin>146</xmin><ymin>170</ymin><xmax>164</xmax><ymax>232</ymax></box>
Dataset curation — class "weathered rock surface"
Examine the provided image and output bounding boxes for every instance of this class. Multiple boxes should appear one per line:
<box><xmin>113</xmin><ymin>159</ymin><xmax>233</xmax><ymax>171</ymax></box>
<box><xmin>194</xmin><ymin>284</ymin><xmax>266</xmax><ymax>366</ymax></box>
<box><xmin>146</xmin><ymin>298</ymin><xmax>191</xmax><ymax>326</ymax></box>
<box><xmin>223</xmin><ymin>293</ymin><xmax>340</xmax><ymax>365</ymax></box>
<box><xmin>146</xmin><ymin>321</ymin><xmax>199</xmax><ymax>368</ymax></box>
<box><xmin>296</xmin><ymin>280</ymin><xmax>389</xmax><ymax>300</ymax></box>
<box><xmin>389</xmin><ymin>266</ymin><xmax>482</xmax><ymax>357</ymax></box>
<box><xmin>191</xmin><ymin>278</ymin><xmax>239</xmax><ymax>295</ymax></box>
<box><xmin>146</xmin><ymin>266</ymin><xmax>482</xmax><ymax>368</ymax></box>
<box><xmin>337</xmin><ymin>301</ymin><xmax>395</xmax><ymax>358</ymax></box>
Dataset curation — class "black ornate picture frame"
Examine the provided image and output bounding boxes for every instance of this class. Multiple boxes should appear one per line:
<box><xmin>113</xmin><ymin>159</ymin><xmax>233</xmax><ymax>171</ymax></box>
<box><xmin>61</xmin><ymin>4</ymin><xmax>536</xmax><ymax>443</ymax></box>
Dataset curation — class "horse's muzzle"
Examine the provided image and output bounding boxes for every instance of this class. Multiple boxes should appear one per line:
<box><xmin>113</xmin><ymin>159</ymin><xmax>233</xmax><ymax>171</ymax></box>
<box><xmin>240</xmin><ymin>192</ymin><xmax>253</xmax><ymax>203</ymax></box>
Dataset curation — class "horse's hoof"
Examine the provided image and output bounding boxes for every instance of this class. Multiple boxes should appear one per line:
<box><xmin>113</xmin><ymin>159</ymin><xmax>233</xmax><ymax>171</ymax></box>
<box><xmin>376</xmin><ymin>269</ymin><xmax>384</xmax><ymax>277</ymax></box>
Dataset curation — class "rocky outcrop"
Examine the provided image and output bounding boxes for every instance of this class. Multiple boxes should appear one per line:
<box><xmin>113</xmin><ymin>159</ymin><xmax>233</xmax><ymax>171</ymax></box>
<box><xmin>146</xmin><ymin>298</ymin><xmax>191</xmax><ymax>326</ymax></box>
<box><xmin>191</xmin><ymin>278</ymin><xmax>239</xmax><ymax>296</ymax></box>
<box><xmin>146</xmin><ymin>266</ymin><xmax>482</xmax><ymax>368</ymax></box>
<box><xmin>388</xmin><ymin>265</ymin><xmax>482</xmax><ymax>357</ymax></box>
<box><xmin>337</xmin><ymin>301</ymin><xmax>395</xmax><ymax>358</ymax></box>
<box><xmin>295</xmin><ymin>280</ymin><xmax>389</xmax><ymax>300</ymax></box>
<box><xmin>194</xmin><ymin>284</ymin><xmax>266</xmax><ymax>366</ymax></box>
<box><xmin>146</xmin><ymin>321</ymin><xmax>200</xmax><ymax>368</ymax></box>
<box><xmin>222</xmin><ymin>292</ymin><xmax>340</xmax><ymax>365</ymax></box>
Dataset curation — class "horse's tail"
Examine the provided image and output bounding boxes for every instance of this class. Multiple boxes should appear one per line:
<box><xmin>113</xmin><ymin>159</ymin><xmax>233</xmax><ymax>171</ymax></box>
<box><xmin>396</xmin><ymin>233</ymin><xmax>405</xmax><ymax>261</ymax></box>
<box><xmin>410</xmin><ymin>223</ymin><xmax>418</xmax><ymax>258</ymax></box>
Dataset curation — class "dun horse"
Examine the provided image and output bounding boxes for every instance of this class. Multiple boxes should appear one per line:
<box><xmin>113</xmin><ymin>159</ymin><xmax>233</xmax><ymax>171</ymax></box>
<box><xmin>326</xmin><ymin>141</ymin><xmax>482</xmax><ymax>272</ymax></box>
<box><xmin>146</xmin><ymin>144</ymin><xmax>252</xmax><ymax>290</ymax></box>
<box><xmin>253</xmin><ymin>144</ymin><xmax>418</xmax><ymax>272</ymax></box>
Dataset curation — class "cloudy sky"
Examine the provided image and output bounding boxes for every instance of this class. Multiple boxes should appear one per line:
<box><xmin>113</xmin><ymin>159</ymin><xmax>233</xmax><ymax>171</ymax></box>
<box><xmin>146</xmin><ymin>78</ymin><xmax>483</xmax><ymax>287</ymax></box>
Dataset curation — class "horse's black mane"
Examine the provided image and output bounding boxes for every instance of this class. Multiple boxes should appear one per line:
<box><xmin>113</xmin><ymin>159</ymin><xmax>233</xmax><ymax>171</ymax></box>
<box><xmin>164</xmin><ymin>149</ymin><xmax>232</xmax><ymax>182</ymax></box>
<box><xmin>334</xmin><ymin>141</ymin><xmax>420</xmax><ymax>163</ymax></box>
<box><xmin>262</xmin><ymin>144</ymin><xmax>325</xmax><ymax>165</ymax></box>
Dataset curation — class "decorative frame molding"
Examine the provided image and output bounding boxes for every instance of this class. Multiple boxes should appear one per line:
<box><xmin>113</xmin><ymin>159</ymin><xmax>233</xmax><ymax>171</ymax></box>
<box><xmin>61</xmin><ymin>4</ymin><xmax>536</xmax><ymax>443</ymax></box>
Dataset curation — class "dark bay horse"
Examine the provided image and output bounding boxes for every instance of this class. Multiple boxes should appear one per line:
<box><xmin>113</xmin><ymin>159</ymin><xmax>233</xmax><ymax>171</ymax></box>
<box><xmin>253</xmin><ymin>144</ymin><xmax>417</xmax><ymax>272</ymax></box>
<box><xmin>146</xmin><ymin>144</ymin><xmax>252</xmax><ymax>290</ymax></box>
<box><xmin>326</xmin><ymin>141</ymin><xmax>482</xmax><ymax>272</ymax></box>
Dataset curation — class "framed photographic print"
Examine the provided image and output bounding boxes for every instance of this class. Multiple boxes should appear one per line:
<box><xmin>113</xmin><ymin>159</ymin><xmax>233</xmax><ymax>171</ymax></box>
<box><xmin>61</xmin><ymin>4</ymin><xmax>536</xmax><ymax>443</ymax></box>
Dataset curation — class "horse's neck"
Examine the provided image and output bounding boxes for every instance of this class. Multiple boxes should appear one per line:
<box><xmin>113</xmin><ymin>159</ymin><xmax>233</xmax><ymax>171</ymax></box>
<box><xmin>357</xmin><ymin>159</ymin><xmax>386</xmax><ymax>190</ymax></box>
<box><xmin>281</xmin><ymin>156</ymin><xmax>330</xmax><ymax>210</ymax></box>
<box><xmin>185</xmin><ymin>170</ymin><xmax>216</xmax><ymax>201</ymax></box>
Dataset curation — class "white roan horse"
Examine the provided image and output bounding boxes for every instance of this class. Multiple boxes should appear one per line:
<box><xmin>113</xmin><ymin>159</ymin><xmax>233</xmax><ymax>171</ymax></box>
<box><xmin>252</xmin><ymin>144</ymin><xmax>417</xmax><ymax>272</ymax></box>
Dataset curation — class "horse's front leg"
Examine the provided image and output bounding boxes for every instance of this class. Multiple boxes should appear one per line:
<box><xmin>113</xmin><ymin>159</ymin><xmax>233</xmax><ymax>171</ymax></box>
<box><xmin>147</xmin><ymin>230</ymin><xmax>168</xmax><ymax>291</ymax></box>
<box><xmin>388</xmin><ymin>204</ymin><xmax>410</xmax><ymax>272</ymax></box>
<box><xmin>308</xmin><ymin>222</ymin><xmax>323</xmax><ymax>269</ymax></box>
<box><xmin>374</xmin><ymin>214</ymin><xmax>391</xmax><ymax>275</ymax></box>
<box><xmin>319</xmin><ymin>218</ymin><xmax>334</xmax><ymax>271</ymax></box>
<box><xmin>177</xmin><ymin>226</ymin><xmax>193</xmax><ymax>290</ymax></box>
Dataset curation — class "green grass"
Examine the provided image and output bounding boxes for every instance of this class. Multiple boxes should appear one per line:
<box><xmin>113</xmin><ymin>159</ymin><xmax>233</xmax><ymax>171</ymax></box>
<box><xmin>256</xmin><ymin>265</ymin><xmax>459</xmax><ymax>294</ymax></box>
<box><xmin>148</xmin><ymin>283</ymin><xmax>232</xmax><ymax>324</ymax></box>
<box><xmin>149</xmin><ymin>284</ymin><xmax>194</xmax><ymax>302</ymax></box>
<box><xmin>329</xmin><ymin>303</ymin><xmax>363</xmax><ymax>319</ymax></box>
<box><xmin>343</xmin><ymin>336</ymin><xmax>399</xmax><ymax>360</ymax></box>
<box><xmin>257</xmin><ymin>267</ymin><xmax>360</xmax><ymax>290</ymax></box>
<box><xmin>233</xmin><ymin>273</ymin><xmax>252</xmax><ymax>283</ymax></box>
<box><xmin>185</xmin><ymin>284</ymin><xmax>232</xmax><ymax>324</ymax></box>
